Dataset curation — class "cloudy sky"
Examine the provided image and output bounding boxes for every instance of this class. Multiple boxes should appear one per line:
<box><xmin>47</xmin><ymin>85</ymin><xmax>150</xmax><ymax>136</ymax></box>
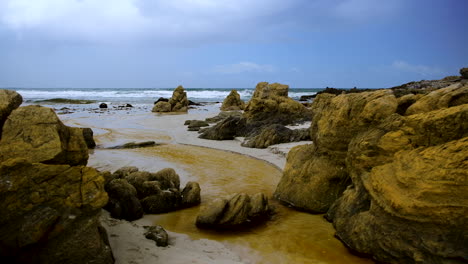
<box><xmin>0</xmin><ymin>0</ymin><xmax>467</xmax><ymax>88</ymax></box>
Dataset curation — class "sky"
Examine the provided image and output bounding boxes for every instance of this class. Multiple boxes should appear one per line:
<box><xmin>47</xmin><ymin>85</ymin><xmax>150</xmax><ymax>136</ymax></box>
<box><xmin>0</xmin><ymin>0</ymin><xmax>467</xmax><ymax>88</ymax></box>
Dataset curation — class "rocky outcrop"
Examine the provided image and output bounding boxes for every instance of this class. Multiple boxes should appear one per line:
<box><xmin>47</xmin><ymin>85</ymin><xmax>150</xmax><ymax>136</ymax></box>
<box><xmin>241</xmin><ymin>124</ymin><xmax>310</xmax><ymax>148</ymax></box>
<box><xmin>221</xmin><ymin>89</ymin><xmax>245</xmax><ymax>111</ymax></box>
<box><xmin>198</xmin><ymin>116</ymin><xmax>246</xmax><ymax>140</ymax></box>
<box><xmin>196</xmin><ymin>193</ymin><xmax>272</xmax><ymax>229</ymax></box>
<box><xmin>104</xmin><ymin>167</ymin><xmax>201</xmax><ymax>218</ymax></box>
<box><xmin>0</xmin><ymin>91</ymin><xmax>113</xmax><ymax>264</ymax></box>
<box><xmin>0</xmin><ymin>105</ymin><xmax>89</xmax><ymax>166</ymax></box>
<box><xmin>152</xmin><ymin>85</ymin><xmax>189</xmax><ymax>113</ymax></box>
<box><xmin>461</xmin><ymin>67</ymin><xmax>468</xmax><ymax>79</ymax></box>
<box><xmin>0</xmin><ymin>89</ymin><xmax>22</xmax><ymax>139</ymax></box>
<box><xmin>274</xmin><ymin>75</ymin><xmax>468</xmax><ymax>263</ymax></box>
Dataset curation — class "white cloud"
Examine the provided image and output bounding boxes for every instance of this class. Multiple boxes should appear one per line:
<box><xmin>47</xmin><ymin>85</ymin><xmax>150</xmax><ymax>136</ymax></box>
<box><xmin>392</xmin><ymin>60</ymin><xmax>444</xmax><ymax>76</ymax></box>
<box><xmin>213</xmin><ymin>62</ymin><xmax>275</xmax><ymax>74</ymax></box>
<box><xmin>0</xmin><ymin>0</ymin><xmax>296</xmax><ymax>43</ymax></box>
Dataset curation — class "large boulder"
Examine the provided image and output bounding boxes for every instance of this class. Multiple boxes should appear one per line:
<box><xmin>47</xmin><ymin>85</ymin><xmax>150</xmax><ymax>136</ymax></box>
<box><xmin>405</xmin><ymin>83</ymin><xmax>468</xmax><ymax>115</ymax></box>
<box><xmin>0</xmin><ymin>159</ymin><xmax>113</xmax><ymax>264</ymax></box>
<box><xmin>0</xmin><ymin>105</ymin><xmax>89</xmax><ymax>166</ymax></box>
<box><xmin>152</xmin><ymin>85</ymin><xmax>189</xmax><ymax>113</ymax></box>
<box><xmin>196</xmin><ymin>193</ymin><xmax>271</xmax><ymax>229</ymax></box>
<box><xmin>221</xmin><ymin>89</ymin><xmax>245</xmax><ymax>111</ymax></box>
<box><xmin>104</xmin><ymin>179</ymin><xmax>143</xmax><ymax>221</ymax></box>
<box><xmin>0</xmin><ymin>89</ymin><xmax>22</xmax><ymax>139</ymax></box>
<box><xmin>199</xmin><ymin>116</ymin><xmax>246</xmax><ymax>140</ymax></box>
<box><xmin>274</xmin><ymin>90</ymin><xmax>398</xmax><ymax>213</ymax></box>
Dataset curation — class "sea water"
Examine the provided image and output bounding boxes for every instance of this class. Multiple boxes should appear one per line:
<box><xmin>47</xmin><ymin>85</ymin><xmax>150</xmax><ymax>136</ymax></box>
<box><xmin>10</xmin><ymin>87</ymin><xmax>323</xmax><ymax>104</ymax></box>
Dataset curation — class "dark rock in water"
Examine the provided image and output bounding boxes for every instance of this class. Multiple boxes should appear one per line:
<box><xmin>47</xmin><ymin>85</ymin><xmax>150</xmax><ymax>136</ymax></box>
<box><xmin>188</xmin><ymin>100</ymin><xmax>202</xmax><ymax>106</ymax></box>
<box><xmin>144</xmin><ymin>225</ymin><xmax>169</xmax><ymax>247</ymax></box>
<box><xmin>0</xmin><ymin>89</ymin><xmax>22</xmax><ymax>139</ymax></box>
<box><xmin>199</xmin><ymin>116</ymin><xmax>246</xmax><ymax>140</ymax></box>
<box><xmin>126</xmin><ymin>103</ymin><xmax>133</xmax><ymax>107</ymax></box>
<box><xmin>204</xmin><ymin>111</ymin><xmax>242</xmax><ymax>123</ymax></box>
<box><xmin>460</xmin><ymin>67</ymin><xmax>468</xmax><ymax>79</ymax></box>
<box><xmin>99</xmin><ymin>103</ymin><xmax>108</xmax><ymax>108</ymax></box>
<box><xmin>299</xmin><ymin>95</ymin><xmax>315</xmax><ymax>101</ymax></box>
<box><xmin>108</xmin><ymin>141</ymin><xmax>158</xmax><ymax>149</ymax></box>
<box><xmin>141</xmin><ymin>189</ymin><xmax>182</xmax><ymax>214</ymax></box>
<box><xmin>181</xmin><ymin>182</ymin><xmax>201</xmax><ymax>207</ymax></box>
<box><xmin>196</xmin><ymin>193</ymin><xmax>272</xmax><ymax>229</ymax></box>
<box><xmin>81</xmin><ymin>127</ymin><xmax>96</xmax><ymax>149</ymax></box>
<box><xmin>105</xmin><ymin>179</ymin><xmax>144</xmax><ymax>221</ymax></box>
<box><xmin>154</xmin><ymin>97</ymin><xmax>169</xmax><ymax>104</ymax></box>
<box><xmin>184</xmin><ymin>120</ymin><xmax>196</xmax><ymax>125</ymax></box>
<box><xmin>187</xmin><ymin>120</ymin><xmax>209</xmax><ymax>130</ymax></box>
<box><xmin>241</xmin><ymin>124</ymin><xmax>310</xmax><ymax>148</ymax></box>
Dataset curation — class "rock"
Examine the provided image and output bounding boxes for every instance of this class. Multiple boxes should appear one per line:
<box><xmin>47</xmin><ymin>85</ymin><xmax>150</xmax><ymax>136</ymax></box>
<box><xmin>0</xmin><ymin>105</ymin><xmax>89</xmax><ymax>166</ymax></box>
<box><xmin>221</xmin><ymin>89</ymin><xmax>245</xmax><ymax>111</ymax></box>
<box><xmin>196</xmin><ymin>193</ymin><xmax>272</xmax><ymax>229</ymax></box>
<box><xmin>149</xmin><ymin>168</ymin><xmax>180</xmax><ymax>190</ymax></box>
<box><xmin>152</xmin><ymin>101</ymin><xmax>172</xmax><ymax>112</ymax></box>
<box><xmin>152</xmin><ymin>86</ymin><xmax>189</xmax><ymax>112</ymax></box>
<box><xmin>198</xmin><ymin>116</ymin><xmax>246</xmax><ymax>140</ymax></box>
<box><xmin>181</xmin><ymin>182</ymin><xmax>201</xmax><ymax>207</ymax></box>
<box><xmin>405</xmin><ymin>83</ymin><xmax>468</xmax><ymax>115</ymax></box>
<box><xmin>0</xmin><ymin>89</ymin><xmax>23</xmax><ymax>139</ymax></box>
<box><xmin>299</xmin><ymin>95</ymin><xmax>315</xmax><ymax>101</ymax></box>
<box><xmin>241</xmin><ymin>124</ymin><xmax>310</xmax><ymax>148</ymax></box>
<box><xmin>104</xmin><ymin>179</ymin><xmax>143</xmax><ymax>221</ymax></box>
<box><xmin>81</xmin><ymin>127</ymin><xmax>96</xmax><ymax>149</ymax></box>
<box><xmin>99</xmin><ymin>103</ymin><xmax>108</xmax><ymax>108</ymax></box>
<box><xmin>311</xmin><ymin>87</ymin><xmax>373</xmax><ymax>98</ymax></box>
<box><xmin>112</xmin><ymin>166</ymin><xmax>139</xmax><ymax>179</ymax></box>
<box><xmin>188</xmin><ymin>100</ymin><xmax>202</xmax><ymax>106</ymax></box>
<box><xmin>187</xmin><ymin>120</ymin><xmax>209</xmax><ymax>130</ymax></box>
<box><xmin>274</xmin><ymin>90</ymin><xmax>398</xmax><ymax>213</ymax></box>
<box><xmin>154</xmin><ymin>97</ymin><xmax>169</xmax><ymax>104</ymax></box>
<box><xmin>108</xmin><ymin>141</ymin><xmax>157</xmax><ymax>149</ymax></box>
<box><xmin>140</xmin><ymin>189</ymin><xmax>182</xmax><ymax>214</ymax></box>
<box><xmin>126</xmin><ymin>103</ymin><xmax>133</xmax><ymax>107</ymax></box>
<box><xmin>204</xmin><ymin>111</ymin><xmax>243</xmax><ymax>123</ymax></box>
<box><xmin>144</xmin><ymin>225</ymin><xmax>169</xmax><ymax>247</ymax></box>
<box><xmin>460</xmin><ymin>67</ymin><xmax>468</xmax><ymax>79</ymax></box>
<box><xmin>243</xmin><ymin>82</ymin><xmax>310</xmax><ymax>124</ymax></box>
<box><xmin>0</xmin><ymin>159</ymin><xmax>113</xmax><ymax>264</ymax></box>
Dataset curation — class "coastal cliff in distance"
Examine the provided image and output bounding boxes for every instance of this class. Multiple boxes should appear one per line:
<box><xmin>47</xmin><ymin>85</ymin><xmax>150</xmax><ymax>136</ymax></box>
<box><xmin>274</xmin><ymin>68</ymin><xmax>468</xmax><ymax>263</ymax></box>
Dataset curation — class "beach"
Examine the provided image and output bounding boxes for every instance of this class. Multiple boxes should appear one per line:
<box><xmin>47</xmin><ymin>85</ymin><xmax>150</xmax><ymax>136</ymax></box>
<box><xmin>44</xmin><ymin>100</ymin><xmax>372</xmax><ymax>264</ymax></box>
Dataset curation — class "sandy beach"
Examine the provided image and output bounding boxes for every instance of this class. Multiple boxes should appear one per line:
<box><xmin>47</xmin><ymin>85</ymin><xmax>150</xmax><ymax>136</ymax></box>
<box><xmin>56</xmin><ymin>102</ymin><xmax>373</xmax><ymax>264</ymax></box>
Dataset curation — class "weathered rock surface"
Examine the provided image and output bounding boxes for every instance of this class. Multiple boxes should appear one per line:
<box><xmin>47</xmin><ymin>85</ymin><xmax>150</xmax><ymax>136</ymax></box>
<box><xmin>0</xmin><ymin>105</ymin><xmax>89</xmax><ymax>166</ymax></box>
<box><xmin>0</xmin><ymin>89</ymin><xmax>22</xmax><ymax>139</ymax></box>
<box><xmin>461</xmin><ymin>67</ymin><xmax>468</xmax><ymax>79</ymax></box>
<box><xmin>0</xmin><ymin>159</ymin><xmax>113</xmax><ymax>264</ymax></box>
<box><xmin>81</xmin><ymin>127</ymin><xmax>96</xmax><ymax>149</ymax></box>
<box><xmin>196</xmin><ymin>193</ymin><xmax>272</xmax><ymax>229</ymax></box>
<box><xmin>104</xmin><ymin>167</ymin><xmax>200</xmax><ymax>218</ymax></box>
<box><xmin>275</xmin><ymin>75</ymin><xmax>468</xmax><ymax>263</ymax></box>
<box><xmin>152</xmin><ymin>85</ymin><xmax>189</xmax><ymax>113</ymax></box>
<box><xmin>221</xmin><ymin>89</ymin><xmax>245</xmax><ymax>111</ymax></box>
<box><xmin>241</xmin><ymin>124</ymin><xmax>310</xmax><ymax>148</ymax></box>
<box><xmin>198</xmin><ymin>116</ymin><xmax>246</xmax><ymax>140</ymax></box>
<box><xmin>144</xmin><ymin>225</ymin><xmax>169</xmax><ymax>247</ymax></box>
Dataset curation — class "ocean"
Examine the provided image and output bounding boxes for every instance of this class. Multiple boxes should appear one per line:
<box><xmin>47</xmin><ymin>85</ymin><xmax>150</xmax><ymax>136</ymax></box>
<box><xmin>11</xmin><ymin>87</ymin><xmax>323</xmax><ymax>105</ymax></box>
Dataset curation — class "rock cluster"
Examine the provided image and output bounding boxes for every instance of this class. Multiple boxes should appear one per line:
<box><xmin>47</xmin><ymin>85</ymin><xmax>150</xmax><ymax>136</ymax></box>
<box><xmin>0</xmin><ymin>90</ymin><xmax>114</xmax><ymax>264</ymax></box>
<box><xmin>198</xmin><ymin>82</ymin><xmax>312</xmax><ymax>148</ymax></box>
<box><xmin>152</xmin><ymin>85</ymin><xmax>189</xmax><ymax>112</ymax></box>
<box><xmin>274</xmin><ymin>72</ymin><xmax>468</xmax><ymax>263</ymax></box>
<box><xmin>221</xmin><ymin>89</ymin><xmax>245</xmax><ymax>111</ymax></box>
<box><xmin>104</xmin><ymin>166</ymin><xmax>201</xmax><ymax>221</ymax></box>
<box><xmin>241</xmin><ymin>124</ymin><xmax>310</xmax><ymax>148</ymax></box>
<box><xmin>196</xmin><ymin>193</ymin><xmax>272</xmax><ymax>229</ymax></box>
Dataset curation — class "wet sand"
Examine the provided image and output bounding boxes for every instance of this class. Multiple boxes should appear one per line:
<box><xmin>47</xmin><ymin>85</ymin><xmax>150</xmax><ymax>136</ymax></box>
<box><xmin>60</xmin><ymin>104</ymin><xmax>374</xmax><ymax>264</ymax></box>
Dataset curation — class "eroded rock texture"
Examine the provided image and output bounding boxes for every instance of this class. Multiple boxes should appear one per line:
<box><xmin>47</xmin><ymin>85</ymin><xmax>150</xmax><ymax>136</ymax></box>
<box><xmin>274</xmin><ymin>77</ymin><xmax>468</xmax><ymax>263</ymax></box>
<box><xmin>221</xmin><ymin>89</ymin><xmax>245</xmax><ymax>111</ymax></box>
<box><xmin>152</xmin><ymin>85</ymin><xmax>189</xmax><ymax>112</ymax></box>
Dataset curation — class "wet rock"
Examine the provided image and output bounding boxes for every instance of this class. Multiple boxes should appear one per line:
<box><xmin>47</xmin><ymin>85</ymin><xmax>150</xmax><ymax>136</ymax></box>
<box><xmin>126</xmin><ymin>103</ymin><xmax>133</xmax><ymax>107</ymax></box>
<box><xmin>154</xmin><ymin>97</ymin><xmax>169</xmax><ymax>104</ymax></box>
<box><xmin>0</xmin><ymin>159</ymin><xmax>113</xmax><ymax>264</ymax></box>
<box><xmin>0</xmin><ymin>105</ymin><xmax>89</xmax><ymax>166</ymax></box>
<box><xmin>196</xmin><ymin>193</ymin><xmax>271</xmax><ymax>229</ymax></box>
<box><xmin>299</xmin><ymin>95</ymin><xmax>315</xmax><ymax>101</ymax></box>
<box><xmin>112</xmin><ymin>166</ymin><xmax>139</xmax><ymax>179</ymax></box>
<box><xmin>181</xmin><ymin>182</ymin><xmax>201</xmax><ymax>207</ymax></box>
<box><xmin>0</xmin><ymin>89</ymin><xmax>23</xmax><ymax>139</ymax></box>
<box><xmin>99</xmin><ymin>103</ymin><xmax>108</xmax><ymax>108</ymax></box>
<box><xmin>81</xmin><ymin>127</ymin><xmax>96</xmax><ymax>149</ymax></box>
<box><xmin>204</xmin><ymin>111</ymin><xmax>243</xmax><ymax>123</ymax></box>
<box><xmin>241</xmin><ymin>124</ymin><xmax>310</xmax><ymax>148</ymax></box>
<box><xmin>221</xmin><ymin>89</ymin><xmax>245</xmax><ymax>111</ymax></box>
<box><xmin>187</xmin><ymin>120</ymin><xmax>209</xmax><ymax>130</ymax></box>
<box><xmin>108</xmin><ymin>141</ymin><xmax>157</xmax><ymax>149</ymax></box>
<box><xmin>460</xmin><ymin>67</ymin><xmax>468</xmax><ymax>79</ymax></box>
<box><xmin>144</xmin><ymin>225</ymin><xmax>169</xmax><ymax>247</ymax></box>
<box><xmin>104</xmin><ymin>179</ymin><xmax>143</xmax><ymax>221</ymax></box>
<box><xmin>152</xmin><ymin>85</ymin><xmax>189</xmax><ymax>112</ymax></box>
<box><xmin>188</xmin><ymin>100</ymin><xmax>202</xmax><ymax>106</ymax></box>
<box><xmin>199</xmin><ymin>116</ymin><xmax>246</xmax><ymax>140</ymax></box>
<box><xmin>140</xmin><ymin>189</ymin><xmax>182</xmax><ymax>214</ymax></box>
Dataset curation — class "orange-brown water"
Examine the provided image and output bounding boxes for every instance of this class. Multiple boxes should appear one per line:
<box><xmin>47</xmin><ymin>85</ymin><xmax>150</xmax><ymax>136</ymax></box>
<box><xmin>67</xmin><ymin>114</ymin><xmax>373</xmax><ymax>264</ymax></box>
